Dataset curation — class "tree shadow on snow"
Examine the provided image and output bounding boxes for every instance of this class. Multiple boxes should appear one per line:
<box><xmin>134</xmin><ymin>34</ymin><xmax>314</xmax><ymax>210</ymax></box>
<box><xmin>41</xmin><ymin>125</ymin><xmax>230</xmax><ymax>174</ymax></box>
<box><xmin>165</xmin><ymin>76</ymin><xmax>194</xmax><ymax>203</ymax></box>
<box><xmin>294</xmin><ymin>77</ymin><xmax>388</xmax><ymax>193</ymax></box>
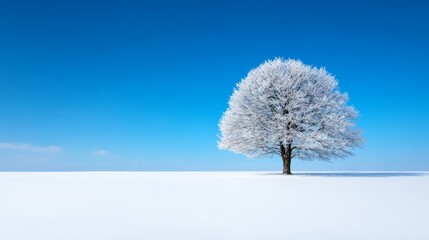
<box><xmin>260</xmin><ymin>172</ymin><xmax>426</xmax><ymax>177</ymax></box>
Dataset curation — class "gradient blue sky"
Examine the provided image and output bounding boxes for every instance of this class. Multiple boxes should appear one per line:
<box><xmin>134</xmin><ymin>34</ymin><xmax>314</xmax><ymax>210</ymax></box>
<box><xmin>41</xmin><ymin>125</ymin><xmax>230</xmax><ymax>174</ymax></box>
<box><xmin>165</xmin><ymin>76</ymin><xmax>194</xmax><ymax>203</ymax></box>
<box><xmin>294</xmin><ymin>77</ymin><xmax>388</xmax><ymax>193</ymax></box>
<box><xmin>0</xmin><ymin>0</ymin><xmax>428</xmax><ymax>171</ymax></box>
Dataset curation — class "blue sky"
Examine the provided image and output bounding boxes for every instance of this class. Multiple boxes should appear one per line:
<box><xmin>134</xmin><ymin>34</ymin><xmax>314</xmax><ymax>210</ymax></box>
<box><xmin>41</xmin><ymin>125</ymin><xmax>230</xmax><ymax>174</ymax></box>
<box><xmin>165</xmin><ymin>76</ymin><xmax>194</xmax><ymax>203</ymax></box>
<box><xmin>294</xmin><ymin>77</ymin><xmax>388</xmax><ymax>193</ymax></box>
<box><xmin>0</xmin><ymin>0</ymin><xmax>428</xmax><ymax>171</ymax></box>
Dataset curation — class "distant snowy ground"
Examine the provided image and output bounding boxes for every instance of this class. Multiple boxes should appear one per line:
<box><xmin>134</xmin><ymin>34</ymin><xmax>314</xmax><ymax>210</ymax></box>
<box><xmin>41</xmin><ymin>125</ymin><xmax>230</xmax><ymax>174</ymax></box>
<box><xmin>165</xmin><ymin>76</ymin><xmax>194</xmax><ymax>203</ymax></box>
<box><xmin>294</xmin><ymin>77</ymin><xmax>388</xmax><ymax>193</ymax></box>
<box><xmin>1</xmin><ymin>172</ymin><xmax>428</xmax><ymax>240</ymax></box>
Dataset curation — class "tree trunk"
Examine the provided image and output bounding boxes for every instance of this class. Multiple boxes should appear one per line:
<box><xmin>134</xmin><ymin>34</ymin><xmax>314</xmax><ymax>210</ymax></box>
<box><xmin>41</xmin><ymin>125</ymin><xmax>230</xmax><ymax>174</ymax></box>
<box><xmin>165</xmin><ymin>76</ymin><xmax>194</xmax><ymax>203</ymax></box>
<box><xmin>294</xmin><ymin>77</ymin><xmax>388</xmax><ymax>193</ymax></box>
<box><xmin>280</xmin><ymin>143</ymin><xmax>292</xmax><ymax>175</ymax></box>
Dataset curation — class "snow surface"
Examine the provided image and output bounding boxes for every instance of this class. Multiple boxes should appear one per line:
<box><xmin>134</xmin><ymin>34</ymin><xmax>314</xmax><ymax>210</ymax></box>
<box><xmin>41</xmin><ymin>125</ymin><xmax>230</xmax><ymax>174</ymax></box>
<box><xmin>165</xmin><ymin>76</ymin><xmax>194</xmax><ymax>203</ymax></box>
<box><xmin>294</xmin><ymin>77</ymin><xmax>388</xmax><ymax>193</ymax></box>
<box><xmin>1</xmin><ymin>171</ymin><xmax>428</xmax><ymax>240</ymax></box>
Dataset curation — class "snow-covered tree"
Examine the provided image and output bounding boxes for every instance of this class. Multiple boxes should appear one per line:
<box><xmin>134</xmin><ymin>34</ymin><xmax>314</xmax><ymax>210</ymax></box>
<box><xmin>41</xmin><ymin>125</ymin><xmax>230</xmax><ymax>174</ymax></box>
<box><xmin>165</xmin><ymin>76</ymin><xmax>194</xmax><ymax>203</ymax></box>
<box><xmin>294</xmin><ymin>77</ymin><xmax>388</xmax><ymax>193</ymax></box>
<box><xmin>218</xmin><ymin>58</ymin><xmax>363</xmax><ymax>174</ymax></box>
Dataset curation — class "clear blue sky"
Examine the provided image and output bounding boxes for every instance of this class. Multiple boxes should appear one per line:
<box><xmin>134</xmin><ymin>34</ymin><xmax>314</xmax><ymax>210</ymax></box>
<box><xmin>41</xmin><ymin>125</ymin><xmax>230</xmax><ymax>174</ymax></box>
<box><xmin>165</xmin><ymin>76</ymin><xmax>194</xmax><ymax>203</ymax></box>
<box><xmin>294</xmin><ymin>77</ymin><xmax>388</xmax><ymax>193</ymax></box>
<box><xmin>1</xmin><ymin>0</ymin><xmax>428</xmax><ymax>171</ymax></box>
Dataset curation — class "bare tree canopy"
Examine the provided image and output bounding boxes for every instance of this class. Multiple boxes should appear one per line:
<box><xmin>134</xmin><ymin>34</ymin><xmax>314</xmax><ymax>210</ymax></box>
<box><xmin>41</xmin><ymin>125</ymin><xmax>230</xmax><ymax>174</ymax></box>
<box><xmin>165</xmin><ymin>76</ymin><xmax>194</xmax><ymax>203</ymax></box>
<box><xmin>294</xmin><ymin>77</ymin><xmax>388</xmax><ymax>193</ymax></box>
<box><xmin>218</xmin><ymin>58</ymin><xmax>363</xmax><ymax>174</ymax></box>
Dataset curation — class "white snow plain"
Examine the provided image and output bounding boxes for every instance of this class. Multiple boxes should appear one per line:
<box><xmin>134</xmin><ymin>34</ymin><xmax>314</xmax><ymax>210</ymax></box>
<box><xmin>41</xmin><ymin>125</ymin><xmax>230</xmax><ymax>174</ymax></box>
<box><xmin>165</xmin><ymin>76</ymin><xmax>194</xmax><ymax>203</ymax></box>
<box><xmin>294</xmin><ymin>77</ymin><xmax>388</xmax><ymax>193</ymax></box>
<box><xmin>1</xmin><ymin>171</ymin><xmax>428</xmax><ymax>240</ymax></box>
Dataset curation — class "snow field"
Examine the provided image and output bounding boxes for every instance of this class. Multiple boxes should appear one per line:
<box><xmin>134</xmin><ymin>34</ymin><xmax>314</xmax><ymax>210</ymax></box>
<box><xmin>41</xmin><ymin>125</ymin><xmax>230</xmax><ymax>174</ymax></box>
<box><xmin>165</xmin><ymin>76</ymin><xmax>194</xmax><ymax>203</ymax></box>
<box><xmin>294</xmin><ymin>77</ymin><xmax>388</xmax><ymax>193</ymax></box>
<box><xmin>1</xmin><ymin>171</ymin><xmax>428</xmax><ymax>240</ymax></box>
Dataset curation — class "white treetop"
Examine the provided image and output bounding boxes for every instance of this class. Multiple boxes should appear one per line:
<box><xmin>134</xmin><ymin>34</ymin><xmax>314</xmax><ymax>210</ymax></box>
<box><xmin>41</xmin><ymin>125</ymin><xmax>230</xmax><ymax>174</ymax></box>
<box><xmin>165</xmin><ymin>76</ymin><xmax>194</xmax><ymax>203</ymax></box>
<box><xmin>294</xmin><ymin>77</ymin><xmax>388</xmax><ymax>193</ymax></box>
<box><xmin>218</xmin><ymin>58</ymin><xmax>362</xmax><ymax>162</ymax></box>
